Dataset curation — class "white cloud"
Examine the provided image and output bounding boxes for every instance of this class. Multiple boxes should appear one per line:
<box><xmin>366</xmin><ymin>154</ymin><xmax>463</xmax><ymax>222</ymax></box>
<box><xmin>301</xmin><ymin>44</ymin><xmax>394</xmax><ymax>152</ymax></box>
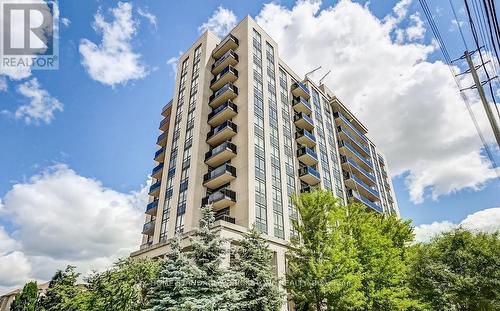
<box><xmin>405</xmin><ymin>12</ymin><xmax>425</xmax><ymax>41</ymax></box>
<box><xmin>137</xmin><ymin>7</ymin><xmax>157</xmax><ymax>29</ymax></box>
<box><xmin>0</xmin><ymin>77</ymin><xmax>7</xmax><ymax>92</ymax></box>
<box><xmin>14</xmin><ymin>78</ymin><xmax>63</xmax><ymax>125</ymax></box>
<box><xmin>79</xmin><ymin>2</ymin><xmax>148</xmax><ymax>87</ymax></box>
<box><xmin>61</xmin><ymin>17</ymin><xmax>71</xmax><ymax>27</ymax></box>
<box><xmin>255</xmin><ymin>0</ymin><xmax>497</xmax><ymax>203</ymax></box>
<box><xmin>0</xmin><ymin>165</ymin><xmax>147</xmax><ymax>291</ymax></box>
<box><xmin>414</xmin><ymin>207</ymin><xmax>500</xmax><ymax>242</ymax></box>
<box><xmin>198</xmin><ymin>6</ymin><xmax>237</xmax><ymax>38</ymax></box>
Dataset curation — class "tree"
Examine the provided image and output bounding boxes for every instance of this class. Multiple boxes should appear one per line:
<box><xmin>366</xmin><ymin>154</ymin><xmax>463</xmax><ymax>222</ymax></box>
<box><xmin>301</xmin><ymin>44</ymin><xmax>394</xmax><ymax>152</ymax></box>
<box><xmin>85</xmin><ymin>257</ymin><xmax>161</xmax><ymax>311</ymax></box>
<box><xmin>287</xmin><ymin>189</ymin><xmax>425</xmax><ymax>311</ymax></box>
<box><xmin>178</xmin><ymin>205</ymin><xmax>244</xmax><ymax>310</ymax></box>
<box><xmin>144</xmin><ymin>235</ymin><xmax>190</xmax><ymax>311</ymax></box>
<box><xmin>38</xmin><ymin>265</ymin><xmax>85</xmax><ymax>311</ymax></box>
<box><xmin>231</xmin><ymin>227</ymin><xmax>284</xmax><ymax>311</ymax></box>
<box><xmin>10</xmin><ymin>281</ymin><xmax>38</xmax><ymax>311</ymax></box>
<box><xmin>286</xmin><ymin>190</ymin><xmax>364</xmax><ymax>311</ymax></box>
<box><xmin>409</xmin><ymin>229</ymin><xmax>500</xmax><ymax>310</ymax></box>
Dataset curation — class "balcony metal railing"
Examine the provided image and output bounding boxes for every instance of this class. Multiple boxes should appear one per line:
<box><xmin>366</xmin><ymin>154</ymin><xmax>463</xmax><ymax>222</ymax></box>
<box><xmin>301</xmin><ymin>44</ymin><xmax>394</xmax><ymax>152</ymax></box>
<box><xmin>295</xmin><ymin>128</ymin><xmax>316</xmax><ymax>144</ymax></box>
<box><xmin>146</xmin><ymin>200</ymin><xmax>158</xmax><ymax>213</ymax></box>
<box><xmin>142</xmin><ymin>220</ymin><xmax>155</xmax><ymax>235</ymax></box>
<box><xmin>348</xmin><ymin>189</ymin><xmax>383</xmax><ymax>213</ymax></box>
<box><xmin>205</xmin><ymin>141</ymin><xmax>237</xmax><ymax>161</ymax></box>
<box><xmin>154</xmin><ymin>147</ymin><xmax>165</xmax><ymax>159</ymax></box>
<box><xmin>207</xmin><ymin>101</ymin><xmax>237</xmax><ymax>120</ymax></box>
<box><xmin>149</xmin><ymin>180</ymin><xmax>161</xmax><ymax>194</ymax></box>
<box><xmin>214</xmin><ymin>213</ymin><xmax>236</xmax><ymax>224</ymax></box>
<box><xmin>333</xmin><ymin>111</ymin><xmax>368</xmax><ymax>143</ymax></box>
<box><xmin>210</xmin><ymin>66</ymin><xmax>238</xmax><ymax>85</ymax></box>
<box><xmin>156</xmin><ymin>132</ymin><xmax>168</xmax><ymax>144</ymax></box>
<box><xmin>203</xmin><ymin>163</ymin><xmax>236</xmax><ymax>183</ymax></box>
<box><xmin>340</xmin><ymin>155</ymin><xmax>376</xmax><ymax>183</ymax></box>
<box><xmin>209</xmin><ymin>83</ymin><xmax>238</xmax><ymax>103</ymax></box>
<box><xmin>161</xmin><ymin>100</ymin><xmax>173</xmax><ymax>116</ymax></box>
<box><xmin>294</xmin><ymin>112</ymin><xmax>314</xmax><ymax>126</ymax></box>
<box><xmin>202</xmin><ymin>189</ymin><xmax>236</xmax><ymax>206</ymax></box>
<box><xmin>213</xmin><ymin>34</ymin><xmax>239</xmax><ymax>57</ymax></box>
<box><xmin>338</xmin><ymin>125</ymin><xmax>370</xmax><ymax>155</ymax></box>
<box><xmin>152</xmin><ymin>163</ymin><xmax>164</xmax><ymax>176</ymax></box>
<box><xmin>206</xmin><ymin>120</ymin><xmax>237</xmax><ymax>141</ymax></box>
<box><xmin>298</xmin><ymin>166</ymin><xmax>321</xmax><ymax>179</ymax></box>
<box><xmin>292</xmin><ymin>96</ymin><xmax>312</xmax><ymax>111</ymax></box>
<box><xmin>212</xmin><ymin>50</ymin><xmax>239</xmax><ymax>72</ymax></box>
<box><xmin>159</xmin><ymin>117</ymin><xmax>170</xmax><ymax>130</ymax></box>
<box><xmin>292</xmin><ymin>81</ymin><xmax>310</xmax><ymax>95</ymax></box>
<box><xmin>338</xmin><ymin>141</ymin><xmax>373</xmax><ymax>169</ymax></box>
<box><xmin>297</xmin><ymin>146</ymin><xmax>318</xmax><ymax>160</ymax></box>
<box><xmin>344</xmin><ymin>172</ymin><xmax>379</xmax><ymax>198</ymax></box>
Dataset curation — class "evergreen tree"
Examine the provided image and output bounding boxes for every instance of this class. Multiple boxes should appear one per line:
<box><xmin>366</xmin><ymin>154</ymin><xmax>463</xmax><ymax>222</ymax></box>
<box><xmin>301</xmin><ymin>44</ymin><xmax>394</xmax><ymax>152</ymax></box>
<box><xmin>409</xmin><ymin>229</ymin><xmax>500</xmax><ymax>310</ymax></box>
<box><xmin>178</xmin><ymin>205</ymin><xmax>244</xmax><ymax>311</ymax></box>
<box><xmin>38</xmin><ymin>265</ymin><xmax>84</xmax><ymax>311</ymax></box>
<box><xmin>144</xmin><ymin>235</ymin><xmax>190</xmax><ymax>311</ymax></box>
<box><xmin>231</xmin><ymin>227</ymin><xmax>284</xmax><ymax>311</ymax></box>
<box><xmin>10</xmin><ymin>281</ymin><xmax>38</xmax><ymax>311</ymax></box>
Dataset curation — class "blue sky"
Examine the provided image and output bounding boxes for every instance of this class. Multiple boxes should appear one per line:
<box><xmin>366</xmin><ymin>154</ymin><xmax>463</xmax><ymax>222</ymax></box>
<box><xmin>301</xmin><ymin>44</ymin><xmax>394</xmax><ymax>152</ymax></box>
<box><xmin>0</xmin><ymin>0</ymin><xmax>499</xmax><ymax>290</ymax></box>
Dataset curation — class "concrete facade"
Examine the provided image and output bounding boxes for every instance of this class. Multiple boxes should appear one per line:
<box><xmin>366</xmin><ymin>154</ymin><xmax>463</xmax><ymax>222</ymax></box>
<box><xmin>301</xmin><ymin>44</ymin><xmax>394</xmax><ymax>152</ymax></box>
<box><xmin>131</xmin><ymin>16</ymin><xmax>399</xmax><ymax>310</ymax></box>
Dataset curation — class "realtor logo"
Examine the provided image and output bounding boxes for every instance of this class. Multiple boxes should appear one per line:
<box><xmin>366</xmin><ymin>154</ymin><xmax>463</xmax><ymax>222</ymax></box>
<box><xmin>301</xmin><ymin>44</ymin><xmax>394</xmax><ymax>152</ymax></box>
<box><xmin>1</xmin><ymin>1</ymin><xmax>59</xmax><ymax>70</ymax></box>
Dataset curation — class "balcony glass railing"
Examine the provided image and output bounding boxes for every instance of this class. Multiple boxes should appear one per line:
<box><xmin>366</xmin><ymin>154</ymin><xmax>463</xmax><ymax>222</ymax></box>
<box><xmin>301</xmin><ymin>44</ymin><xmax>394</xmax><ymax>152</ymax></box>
<box><xmin>142</xmin><ymin>220</ymin><xmax>155</xmax><ymax>234</ymax></box>
<box><xmin>299</xmin><ymin>166</ymin><xmax>320</xmax><ymax>179</ymax></box>
<box><xmin>203</xmin><ymin>164</ymin><xmax>236</xmax><ymax>182</ymax></box>
<box><xmin>338</xmin><ymin>141</ymin><xmax>373</xmax><ymax>168</ymax></box>
<box><xmin>149</xmin><ymin>180</ymin><xmax>161</xmax><ymax>193</ymax></box>
<box><xmin>333</xmin><ymin>111</ymin><xmax>368</xmax><ymax>143</ymax></box>
<box><xmin>154</xmin><ymin>147</ymin><xmax>165</xmax><ymax>159</ymax></box>
<box><xmin>208</xmin><ymin>101</ymin><xmax>237</xmax><ymax>120</ymax></box>
<box><xmin>297</xmin><ymin>146</ymin><xmax>318</xmax><ymax>160</ymax></box>
<box><xmin>162</xmin><ymin>100</ymin><xmax>173</xmax><ymax>113</ymax></box>
<box><xmin>349</xmin><ymin>190</ymin><xmax>383</xmax><ymax>213</ymax></box>
<box><xmin>206</xmin><ymin>120</ymin><xmax>237</xmax><ymax>140</ymax></box>
<box><xmin>210</xmin><ymin>66</ymin><xmax>238</xmax><ymax>85</ymax></box>
<box><xmin>157</xmin><ymin>132</ymin><xmax>168</xmax><ymax>144</ymax></box>
<box><xmin>214</xmin><ymin>214</ymin><xmax>236</xmax><ymax>224</ymax></box>
<box><xmin>212</xmin><ymin>50</ymin><xmax>239</xmax><ymax>71</ymax></box>
<box><xmin>205</xmin><ymin>141</ymin><xmax>237</xmax><ymax>161</ymax></box>
<box><xmin>159</xmin><ymin>117</ymin><xmax>170</xmax><ymax>129</ymax></box>
<box><xmin>295</xmin><ymin>128</ymin><xmax>316</xmax><ymax>143</ymax></box>
<box><xmin>338</xmin><ymin>125</ymin><xmax>370</xmax><ymax>155</ymax></box>
<box><xmin>341</xmin><ymin>155</ymin><xmax>376</xmax><ymax>183</ymax></box>
<box><xmin>345</xmin><ymin>172</ymin><xmax>379</xmax><ymax>198</ymax></box>
<box><xmin>294</xmin><ymin>112</ymin><xmax>314</xmax><ymax>126</ymax></box>
<box><xmin>292</xmin><ymin>96</ymin><xmax>312</xmax><ymax>110</ymax></box>
<box><xmin>152</xmin><ymin>163</ymin><xmax>164</xmax><ymax>176</ymax></box>
<box><xmin>146</xmin><ymin>200</ymin><xmax>158</xmax><ymax>213</ymax></box>
<box><xmin>292</xmin><ymin>81</ymin><xmax>310</xmax><ymax>95</ymax></box>
<box><xmin>213</xmin><ymin>34</ymin><xmax>239</xmax><ymax>55</ymax></box>
<box><xmin>209</xmin><ymin>83</ymin><xmax>238</xmax><ymax>103</ymax></box>
<box><xmin>202</xmin><ymin>189</ymin><xmax>236</xmax><ymax>206</ymax></box>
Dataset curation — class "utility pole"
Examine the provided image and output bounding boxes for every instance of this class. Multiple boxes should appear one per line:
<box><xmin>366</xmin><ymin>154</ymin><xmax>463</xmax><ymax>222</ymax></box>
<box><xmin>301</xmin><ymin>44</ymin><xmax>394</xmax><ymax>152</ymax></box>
<box><xmin>464</xmin><ymin>50</ymin><xmax>500</xmax><ymax>147</ymax></box>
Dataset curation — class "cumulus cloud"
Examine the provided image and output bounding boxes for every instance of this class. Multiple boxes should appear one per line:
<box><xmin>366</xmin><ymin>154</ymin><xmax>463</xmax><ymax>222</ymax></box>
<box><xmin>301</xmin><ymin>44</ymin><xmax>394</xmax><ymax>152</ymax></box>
<box><xmin>198</xmin><ymin>6</ymin><xmax>237</xmax><ymax>38</ymax></box>
<box><xmin>13</xmin><ymin>78</ymin><xmax>63</xmax><ymax>125</ymax></box>
<box><xmin>79</xmin><ymin>2</ymin><xmax>148</xmax><ymax>87</ymax></box>
<box><xmin>0</xmin><ymin>165</ymin><xmax>147</xmax><ymax>291</ymax></box>
<box><xmin>255</xmin><ymin>0</ymin><xmax>497</xmax><ymax>203</ymax></box>
<box><xmin>414</xmin><ymin>207</ymin><xmax>500</xmax><ymax>242</ymax></box>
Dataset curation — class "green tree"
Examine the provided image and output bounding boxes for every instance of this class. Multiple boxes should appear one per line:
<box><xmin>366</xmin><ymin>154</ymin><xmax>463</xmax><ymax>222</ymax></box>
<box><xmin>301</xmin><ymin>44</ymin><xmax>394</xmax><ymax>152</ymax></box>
<box><xmin>85</xmin><ymin>257</ymin><xmax>161</xmax><ymax>311</ymax></box>
<box><xmin>10</xmin><ymin>281</ymin><xmax>38</xmax><ymax>311</ymax></box>
<box><xmin>231</xmin><ymin>227</ymin><xmax>284</xmax><ymax>311</ymax></box>
<box><xmin>38</xmin><ymin>265</ymin><xmax>85</xmax><ymax>311</ymax></box>
<box><xmin>286</xmin><ymin>190</ymin><xmax>364</xmax><ymax>311</ymax></box>
<box><xmin>409</xmin><ymin>229</ymin><xmax>500</xmax><ymax>310</ymax></box>
<box><xmin>144</xmin><ymin>235</ymin><xmax>190</xmax><ymax>311</ymax></box>
<box><xmin>178</xmin><ymin>205</ymin><xmax>244</xmax><ymax>310</ymax></box>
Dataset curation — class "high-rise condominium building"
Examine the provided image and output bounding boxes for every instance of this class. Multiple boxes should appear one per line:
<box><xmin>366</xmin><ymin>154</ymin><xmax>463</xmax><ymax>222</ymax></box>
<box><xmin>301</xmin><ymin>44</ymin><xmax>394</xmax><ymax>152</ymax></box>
<box><xmin>131</xmin><ymin>16</ymin><xmax>399</xmax><ymax>308</ymax></box>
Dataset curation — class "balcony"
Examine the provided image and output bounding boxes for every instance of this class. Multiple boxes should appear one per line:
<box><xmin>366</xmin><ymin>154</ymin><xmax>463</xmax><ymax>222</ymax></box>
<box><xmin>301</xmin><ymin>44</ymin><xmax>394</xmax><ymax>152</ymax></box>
<box><xmin>348</xmin><ymin>189</ymin><xmax>383</xmax><ymax>213</ymax></box>
<box><xmin>161</xmin><ymin>100</ymin><xmax>172</xmax><ymax>117</ymax></box>
<box><xmin>298</xmin><ymin>166</ymin><xmax>321</xmax><ymax>185</ymax></box>
<box><xmin>213</xmin><ymin>34</ymin><xmax>239</xmax><ymax>59</ymax></box>
<box><xmin>209</xmin><ymin>83</ymin><xmax>238</xmax><ymax>109</ymax></box>
<box><xmin>343</xmin><ymin>172</ymin><xmax>380</xmax><ymax>201</ymax></box>
<box><xmin>152</xmin><ymin>163</ymin><xmax>164</xmax><ymax>180</ymax></box>
<box><xmin>297</xmin><ymin>146</ymin><xmax>318</xmax><ymax>166</ymax></box>
<box><xmin>159</xmin><ymin>116</ymin><xmax>170</xmax><ymax>132</ymax></box>
<box><xmin>340</xmin><ymin>155</ymin><xmax>376</xmax><ymax>186</ymax></box>
<box><xmin>210</xmin><ymin>66</ymin><xmax>238</xmax><ymax>90</ymax></box>
<box><xmin>292</xmin><ymin>96</ymin><xmax>312</xmax><ymax>114</ymax></box>
<box><xmin>156</xmin><ymin>132</ymin><xmax>168</xmax><ymax>146</ymax></box>
<box><xmin>206</xmin><ymin>120</ymin><xmax>237</xmax><ymax>146</ymax></box>
<box><xmin>149</xmin><ymin>180</ymin><xmax>161</xmax><ymax>198</ymax></box>
<box><xmin>378</xmin><ymin>154</ymin><xmax>385</xmax><ymax>166</ymax></box>
<box><xmin>203</xmin><ymin>164</ymin><xmax>237</xmax><ymax>189</ymax></box>
<box><xmin>205</xmin><ymin>141</ymin><xmax>237</xmax><ymax>167</ymax></box>
<box><xmin>338</xmin><ymin>141</ymin><xmax>373</xmax><ymax>172</ymax></box>
<box><xmin>334</xmin><ymin>111</ymin><xmax>368</xmax><ymax>144</ymax></box>
<box><xmin>214</xmin><ymin>213</ymin><xmax>236</xmax><ymax>224</ymax></box>
<box><xmin>294</xmin><ymin>112</ymin><xmax>314</xmax><ymax>131</ymax></box>
<box><xmin>212</xmin><ymin>50</ymin><xmax>239</xmax><ymax>74</ymax></box>
<box><xmin>154</xmin><ymin>147</ymin><xmax>166</xmax><ymax>162</ymax></box>
<box><xmin>202</xmin><ymin>189</ymin><xmax>236</xmax><ymax>211</ymax></box>
<box><xmin>295</xmin><ymin>128</ymin><xmax>316</xmax><ymax>148</ymax></box>
<box><xmin>142</xmin><ymin>220</ymin><xmax>155</xmax><ymax>236</ymax></box>
<box><xmin>207</xmin><ymin>100</ymin><xmax>237</xmax><ymax>127</ymax></box>
<box><xmin>384</xmin><ymin>181</ymin><xmax>391</xmax><ymax>190</ymax></box>
<box><xmin>337</xmin><ymin>126</ymin><xmax>370</xmax><ymax>157</ymax></box>
<box><xmin>145</xmin><ymin>200</ymin><xmax>159</xmax><ymax>216</ymax></box>
<box><xmin>291</xmin><ymin>82</ymin><xmax>310</xmax><ymax>99</ymax></box>
<box><xmin>300</xmin><ymin>185</ymin><xmax>314</xmax><ymax>193</ymax></box>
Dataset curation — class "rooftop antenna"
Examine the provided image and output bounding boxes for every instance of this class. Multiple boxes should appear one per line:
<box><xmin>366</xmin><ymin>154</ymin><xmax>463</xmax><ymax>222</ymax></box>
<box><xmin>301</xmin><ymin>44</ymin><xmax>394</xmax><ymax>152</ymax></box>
<box><xmin>319</xmin><ymin>70</ymin><xmax>331</xmax><ymax>85</ymax></box>
<box><xmin>304</xmin><ymin>66</ymin><xmax>321</xmax><ymax>80</ymax></box>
